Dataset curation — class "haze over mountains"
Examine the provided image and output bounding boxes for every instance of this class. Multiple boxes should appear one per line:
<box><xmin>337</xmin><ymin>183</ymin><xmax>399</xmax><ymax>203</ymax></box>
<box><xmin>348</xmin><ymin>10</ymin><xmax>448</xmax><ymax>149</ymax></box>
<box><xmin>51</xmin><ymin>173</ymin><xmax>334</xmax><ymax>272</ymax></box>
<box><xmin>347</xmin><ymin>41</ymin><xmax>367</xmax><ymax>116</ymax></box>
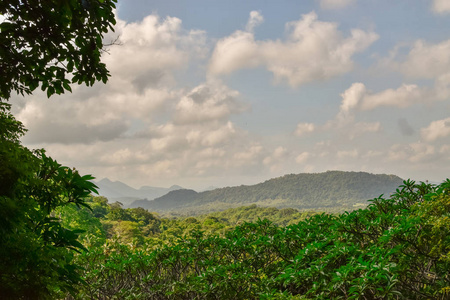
<box><xmin>95</xmin><ymin>178</ymin><xmax>183</xmax><ymax>207</ymax></box>
<box><xmin>97</xmin><ymin>171</ymin><xmax>404</xmax><ymax>215</ymax></box>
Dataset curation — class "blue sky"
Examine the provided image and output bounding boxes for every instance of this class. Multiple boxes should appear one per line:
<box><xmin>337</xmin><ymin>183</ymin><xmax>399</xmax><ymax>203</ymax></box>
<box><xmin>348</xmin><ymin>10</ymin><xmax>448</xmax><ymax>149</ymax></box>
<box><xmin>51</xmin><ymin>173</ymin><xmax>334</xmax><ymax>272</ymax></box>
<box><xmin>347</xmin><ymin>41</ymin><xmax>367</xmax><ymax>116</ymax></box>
<box><xmin>11</xmin><ymin>0</ymin><xmax>450</xmax><ymax>189</ymax></box>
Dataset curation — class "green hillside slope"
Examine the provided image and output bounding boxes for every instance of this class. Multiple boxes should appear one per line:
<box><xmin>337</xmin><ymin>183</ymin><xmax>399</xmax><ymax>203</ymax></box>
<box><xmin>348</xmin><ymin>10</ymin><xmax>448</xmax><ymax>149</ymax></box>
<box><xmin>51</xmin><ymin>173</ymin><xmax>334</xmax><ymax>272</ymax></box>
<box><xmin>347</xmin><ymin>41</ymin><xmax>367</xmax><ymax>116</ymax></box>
<box><xmin>131</xmin><ymin>171</ymin><xmax>403</xmax><ymax>214</ymax></box>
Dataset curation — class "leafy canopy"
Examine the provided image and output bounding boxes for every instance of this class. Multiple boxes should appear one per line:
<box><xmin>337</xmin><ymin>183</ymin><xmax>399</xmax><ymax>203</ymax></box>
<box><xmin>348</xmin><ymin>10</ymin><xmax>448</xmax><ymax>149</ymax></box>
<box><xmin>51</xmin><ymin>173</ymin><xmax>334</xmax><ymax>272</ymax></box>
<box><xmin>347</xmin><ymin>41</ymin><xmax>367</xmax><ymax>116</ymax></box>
<box><xmin>0</xmin><ymin>0</ymin><xmax>116</xmax><ymax>99</ymax></box>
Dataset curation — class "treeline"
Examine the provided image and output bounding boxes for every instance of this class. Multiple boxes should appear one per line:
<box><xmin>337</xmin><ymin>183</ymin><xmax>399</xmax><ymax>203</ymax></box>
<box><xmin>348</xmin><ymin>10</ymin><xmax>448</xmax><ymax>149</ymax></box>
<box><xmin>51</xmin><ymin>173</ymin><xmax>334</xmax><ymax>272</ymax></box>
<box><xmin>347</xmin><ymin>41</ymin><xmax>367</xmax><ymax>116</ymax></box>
<box><xmin>60</xmin><ymin>179</ymin><xmax>450</xmax><ymax>299</ymax></box>
<box><xmin>57</xmin><ymin>198</ymin><xmax>317</xmax><ymax>246</ymax></box>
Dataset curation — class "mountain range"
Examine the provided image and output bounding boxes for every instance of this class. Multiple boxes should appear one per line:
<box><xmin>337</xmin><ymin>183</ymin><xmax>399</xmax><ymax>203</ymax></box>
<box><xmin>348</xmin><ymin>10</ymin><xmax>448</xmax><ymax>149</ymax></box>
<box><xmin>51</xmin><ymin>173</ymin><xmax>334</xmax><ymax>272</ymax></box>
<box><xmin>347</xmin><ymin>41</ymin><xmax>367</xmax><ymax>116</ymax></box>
<box><xmin>95</xmin><ymin>178</ymin><xmax>182</xmax><ymax>207</ymax></box>
<box><xmin>127</xmin><ymin>171</ymin><xmax>404</xmax><ymax>215</ymax></box>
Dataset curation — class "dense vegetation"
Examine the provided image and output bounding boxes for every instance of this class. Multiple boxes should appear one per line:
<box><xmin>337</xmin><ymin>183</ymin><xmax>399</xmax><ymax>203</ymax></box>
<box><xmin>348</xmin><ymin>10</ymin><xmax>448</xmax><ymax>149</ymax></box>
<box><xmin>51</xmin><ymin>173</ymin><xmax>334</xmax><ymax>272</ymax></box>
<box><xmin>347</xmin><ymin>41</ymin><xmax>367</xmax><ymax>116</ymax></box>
<box><xmin>57</xmin><ymin>180</ymin><xmax>450</xmax><ymax>299</ymax></box>
<box><xmin>130</xmin><ymin>171</ymin><xmax>403</xmax><ymax>215</ymax></box>
<box><xmin>0</xmin><ymin>0</ymin><xmax>117</xmax><ymax>298</ymax></box>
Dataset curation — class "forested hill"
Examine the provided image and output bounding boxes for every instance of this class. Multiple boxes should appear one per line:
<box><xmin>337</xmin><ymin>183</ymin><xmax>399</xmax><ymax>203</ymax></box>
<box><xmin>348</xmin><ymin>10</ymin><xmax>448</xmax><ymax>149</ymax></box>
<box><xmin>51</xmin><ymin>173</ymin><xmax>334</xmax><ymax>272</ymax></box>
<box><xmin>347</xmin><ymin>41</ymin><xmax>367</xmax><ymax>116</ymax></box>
<box><xmin>129</xmin><ymin>171</ymin><xmax>403</xmax><ymax>215</ymax></box>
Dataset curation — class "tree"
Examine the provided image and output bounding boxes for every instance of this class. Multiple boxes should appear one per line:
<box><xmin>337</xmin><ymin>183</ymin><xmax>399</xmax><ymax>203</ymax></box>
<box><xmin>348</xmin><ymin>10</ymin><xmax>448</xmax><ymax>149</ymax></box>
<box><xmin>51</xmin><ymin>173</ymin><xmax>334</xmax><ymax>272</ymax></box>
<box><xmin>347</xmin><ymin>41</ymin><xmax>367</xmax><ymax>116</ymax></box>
<box><xmin>0</xmin><ymin>0</ymin><xmax>117</xmax><ymax>298</ymax></box>
<box><xmin>0</xmin><ymin>0</ymin><xmax>117</xmax><ymax>99</ymax></box>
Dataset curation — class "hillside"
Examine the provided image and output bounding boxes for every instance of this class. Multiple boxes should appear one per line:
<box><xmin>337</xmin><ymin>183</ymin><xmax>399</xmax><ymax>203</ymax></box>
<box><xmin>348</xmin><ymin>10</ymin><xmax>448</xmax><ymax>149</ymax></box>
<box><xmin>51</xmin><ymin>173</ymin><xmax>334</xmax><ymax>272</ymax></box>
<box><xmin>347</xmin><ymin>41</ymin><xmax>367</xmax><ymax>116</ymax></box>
<box><xmin>130</xmin><ymin>171</ymin><xmax>403</xmax><ymax>214</ymax></box>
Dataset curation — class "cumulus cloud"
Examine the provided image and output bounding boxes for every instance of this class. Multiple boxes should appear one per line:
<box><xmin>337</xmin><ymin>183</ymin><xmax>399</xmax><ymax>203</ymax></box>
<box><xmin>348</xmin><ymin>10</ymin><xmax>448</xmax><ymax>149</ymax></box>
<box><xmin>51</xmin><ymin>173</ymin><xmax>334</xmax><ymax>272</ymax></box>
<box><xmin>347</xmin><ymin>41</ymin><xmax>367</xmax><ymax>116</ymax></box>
<box><xmin>12</xmin><ymin>13</ymin><xmax>208</xmax><ymax>145</ymax></box>
<box><xmin>295</xmin><ymin>122</ymin><xmax>316</xmax><ymax>136</ymax></box>
<box><xmin>390</xmin><ymin>39</ymin><xmax>450</xmax><ymax>79</ymax></box>
<box><xmin>336</xmin><ymin>82</ymin><xmax>366</xmax><ymax>122</ymax></box>
<box><xmin>174</xmin><ymin>81</ymin><xmax>247</xmax><ymax>125</ymax></box>
<box><xmin>263</xmin><ymin>146</ymin><xmax>290</xmax><ymax>172</ymax></box>
<box><xmin>104</xmin><ymin>14</ymin><xmax>206</xmax><ymax>88</ymax></box>
<box><xmin>8</xmin><ymin>11</ymin><xmax>277</xmax><ymax>189</ymax></box>
<box><xmin>333</xmin><ymin>80</ymin><xmax>448</xmax><ymax>126</ymax></box>
<box><xmin>339</xmin><ymin>82</ymin><xmax>426</xmax><ymax>116</ymax></box>
<box><xmin>246</xmin><ymin>11</ymin><xmax>264</xmax><ymax>32</ymax></box>
<box><xmin>362</xmin><ymin>38</ymin><xmax>450</xmax><ymax>144</ymax></box>
<box><xmin>295</xmin><ymin>152</ymin><xmax>311</xmax><ymax>164</ymax></box>
<box><xmin>209</xmin><ymin>11</ymin><xmax>378</xmax><ymax>87</ymax></box>
<box><xmin>15</xmin><ymin>84</ymin><xmax>175</xmax><ymax>144</ymax></box>
<box><xmin>389</xmin><ymin>143</ymin><xmax>436</xmax><ymax>163</ymax></box>
<box><xmin>432</xmin><ymin>0</ymin><xmax>450</xmax><ymax>14</ymax></box>
<box><xmin>318</xmin><ymin>0</ymin><xmax>356</xmax><ymax>9</ymax></box>
<box><xmin>233</xmin><ymin>145</ymin><xmax>265</xmax><ymax>166</ymax></box>
<box><xmin>208</xmin><ymin>31</ymin><xmax>261</xmax><ymax>75</ymax></box>
<box><xmin>421</xmin><ymin>117</ymin><xmax>450</xmax><ymax>141</ymax></box>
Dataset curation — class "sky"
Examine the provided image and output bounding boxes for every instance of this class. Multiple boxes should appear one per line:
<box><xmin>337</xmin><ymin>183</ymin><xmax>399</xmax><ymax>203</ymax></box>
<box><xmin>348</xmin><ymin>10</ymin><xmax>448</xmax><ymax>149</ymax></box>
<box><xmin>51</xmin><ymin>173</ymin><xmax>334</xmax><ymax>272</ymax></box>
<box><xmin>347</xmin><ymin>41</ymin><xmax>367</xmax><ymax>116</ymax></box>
<box><xmin>9</xmin><ymin>0</ymin><xmax>450</xmax><ymax>190</ymax></box>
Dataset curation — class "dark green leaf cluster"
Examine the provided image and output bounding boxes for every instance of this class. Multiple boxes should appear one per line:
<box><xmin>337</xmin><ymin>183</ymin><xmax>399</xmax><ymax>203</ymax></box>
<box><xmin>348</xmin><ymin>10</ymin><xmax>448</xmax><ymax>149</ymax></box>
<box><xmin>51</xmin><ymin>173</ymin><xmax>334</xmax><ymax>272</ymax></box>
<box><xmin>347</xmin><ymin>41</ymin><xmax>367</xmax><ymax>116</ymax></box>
<box><xmin>0</xmin><ymin>144</ymin><xmax>100</xmax><ymax>298</ymax></box>
<box><xmin>0</xmin><ymin>0</ymin><xmax>117</xmax><ymax>99</ymax></box>
<box><xmin>70</xmin><ymin>179</ymin><xmax>450</xmax><ymax>299</ymax></box>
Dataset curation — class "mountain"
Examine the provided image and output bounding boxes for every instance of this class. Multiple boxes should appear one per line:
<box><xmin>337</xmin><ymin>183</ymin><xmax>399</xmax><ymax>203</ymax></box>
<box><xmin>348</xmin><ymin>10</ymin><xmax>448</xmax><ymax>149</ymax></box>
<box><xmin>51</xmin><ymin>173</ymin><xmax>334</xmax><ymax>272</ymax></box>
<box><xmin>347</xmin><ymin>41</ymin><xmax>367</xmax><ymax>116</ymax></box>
<box><xmin>95</xmin><ymin>178</ymin><xmax>182</xmax><ymax>207</ymax></box>
<box><xmin>130</xmin><ymin>189</ymin><xmax>199</xmax><ymax>211</ymax></box>
<box><xmin>129</xmin><ymin>171</ymin><xmax>404</xmax><ymax>215</ymax></box>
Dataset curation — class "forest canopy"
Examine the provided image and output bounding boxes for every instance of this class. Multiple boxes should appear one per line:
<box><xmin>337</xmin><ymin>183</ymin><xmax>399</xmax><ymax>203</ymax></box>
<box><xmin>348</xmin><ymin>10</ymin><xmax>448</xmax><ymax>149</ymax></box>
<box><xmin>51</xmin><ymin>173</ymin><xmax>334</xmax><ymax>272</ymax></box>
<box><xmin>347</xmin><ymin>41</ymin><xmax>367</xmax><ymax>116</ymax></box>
<box><xmin>61</xmin><ymin>180</ymin><xmax>450</xmax><ymax>299</ymax></box>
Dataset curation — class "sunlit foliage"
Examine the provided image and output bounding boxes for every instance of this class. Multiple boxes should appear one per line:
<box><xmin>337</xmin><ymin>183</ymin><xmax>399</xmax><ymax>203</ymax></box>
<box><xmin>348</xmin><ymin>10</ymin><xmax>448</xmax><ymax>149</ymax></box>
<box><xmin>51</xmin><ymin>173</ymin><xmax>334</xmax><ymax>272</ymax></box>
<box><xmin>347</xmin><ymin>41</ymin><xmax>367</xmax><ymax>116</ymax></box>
<box><xmin>68</xmin><ymin>180</ymin><xmax>450</xmax><ymax>299</ymax></box>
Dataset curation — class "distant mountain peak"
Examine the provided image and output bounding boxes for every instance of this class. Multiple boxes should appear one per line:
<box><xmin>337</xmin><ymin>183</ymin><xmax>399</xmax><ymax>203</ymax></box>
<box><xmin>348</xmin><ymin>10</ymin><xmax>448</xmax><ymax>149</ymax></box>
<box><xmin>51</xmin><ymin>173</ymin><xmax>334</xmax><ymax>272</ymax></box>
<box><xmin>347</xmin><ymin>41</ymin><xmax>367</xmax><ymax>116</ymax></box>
<box><xmin>97</xmin><ymin>177</ymin><xmax>112</xmax><ymax>183</ymax></box>
<box><xmin>95</xmin><ymin>179</ymin><xmax>184</xmax><ymax>207</ymax></box>
<box><xmin>169</xmin><ymin>185</ymin><xmax>183</xmax><ymax>190</ymax></box>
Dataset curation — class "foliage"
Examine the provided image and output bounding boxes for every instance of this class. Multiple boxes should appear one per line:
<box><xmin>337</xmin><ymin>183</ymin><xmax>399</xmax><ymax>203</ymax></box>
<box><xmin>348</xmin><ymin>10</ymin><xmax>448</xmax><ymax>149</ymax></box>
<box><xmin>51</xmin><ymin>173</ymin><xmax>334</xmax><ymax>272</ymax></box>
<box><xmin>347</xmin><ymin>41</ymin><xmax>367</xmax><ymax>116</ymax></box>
<box><xmin>0</xmin><ymin>0</ymin><xmax>117</xmax><ymax>99</ymax></box>
<box><xmin>200</xmin><ymin>204</ymin><xmax>317</xmax><ymax>226</ymax></box>
<box><xmin>69</xmin><ymin>179</ymin><xmax>450</xmax><ymax>299</ymax></box>
<box><xmin>0</xmin><ymin>0</ymin><xmax>117</xmax><ymax>298</ymax></box>
<box><xmin>0</xmin><ymin>149</ymin><xmax>99</xmax><ymax>299</ymax></box>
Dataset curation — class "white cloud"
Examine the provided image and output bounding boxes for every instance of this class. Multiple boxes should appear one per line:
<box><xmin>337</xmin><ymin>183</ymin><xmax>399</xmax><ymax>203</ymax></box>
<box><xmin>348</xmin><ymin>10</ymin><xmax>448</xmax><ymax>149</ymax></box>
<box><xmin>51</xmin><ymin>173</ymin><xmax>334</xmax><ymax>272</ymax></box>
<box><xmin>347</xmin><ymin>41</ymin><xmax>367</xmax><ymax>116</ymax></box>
<box><xmin>10</xmin><ymin>7</ymin><xmax>449</xmax><ymax>189</ymax></box>
<box><xmin>16</xmin><ymin>84</ymin><xmax>175</xmax><ymax>144</ymax></box>
<box><xmin>295</xmin><ymin>122</ymin><xmax>316</xmax><ymax>136</ymax></box>
<box><xmin>233</xmin><ymin>145</ymin><xmax>264</xmax><ymax>162</ymax></box>
<box><xmin>432</xmin><ymin>0</ymin><xmax>450</xmax><ymax>14</ymax></box>
<box><xmin>246</xmin><ymin>11</ymin><xmax>264</xmax><ymax>32</ymax></box>
<box><xmin>389</xmin><ymin>143</ymin><xmax>436</xmax><ymax>163</ymax></box>
<box><xmin>421</xmin><ymin>117</ymin><xmax>450</xmax><ymax>141</ymax></box>
<box><xmin>263</xmin><ymin>146</ymin><xmax>291</xmax><ymax>173</ymax></box>
<box><xmin>335</xmin><ymin>82</ymin><xmax>432</xmax><ymax>122</ymax></box>
<box><xmin>264</xmin><ymin>13</ymin><xmax>378</xmax><ymax>86</ymax></box>
<box><xmin>104</xmin><ymin>14</ymin><xmax>205</xmax><ymax>89</ymax></box>
<box><xmin>13</xmin><ymin>13</ymin><xmax>208</xmax><ymax>145</ymax></box>
<box><xmin>8</xmin><ymin>12</ymin><xmax>276</xmax><ymax>189</ymax></box>
<box><xmin>349</xmin><ymin>122</ymin><xmax>382</xmax><ymax>139</ymax></box>
<box><xmin>263</xmin><ymin>146</ymin><xmax>289</xmax><ymax>165</ymax></box>
<box><xmin>209</xmin><ymin>11</ymin><xmax>378</xmax><ymax>87</ymax></box>
<box><xmin>362</xmin><ymin>84</ymin><xmax>424</xmax><ymax>110</ymax></box>
<box><xmin>319</xmin><ymin>0</ymin><xmax>356</xmax><ymax>9</ymax></box>
<box><xmin>337</xmin><ymin>82</ymin><xmax>366</xmax><ymax>122</ymax></box>
<box><xmin>174</xmin><ymin>81</ymin><xmax>247</xmax><ymax>125</ymax></box>
<box><xmin>208</xmin><ymin>30</ymin><xmax>261</xmax><ymax>75</ymax></box>
<box><xmin>295</xmin><ymin>152</ymin><xmax>311</xmax><ymax>164</ymax></box>
<box><xmin>391</xmin><ymin>39</ymin><xmax>450</xmax><ymax>79</ymax></box>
